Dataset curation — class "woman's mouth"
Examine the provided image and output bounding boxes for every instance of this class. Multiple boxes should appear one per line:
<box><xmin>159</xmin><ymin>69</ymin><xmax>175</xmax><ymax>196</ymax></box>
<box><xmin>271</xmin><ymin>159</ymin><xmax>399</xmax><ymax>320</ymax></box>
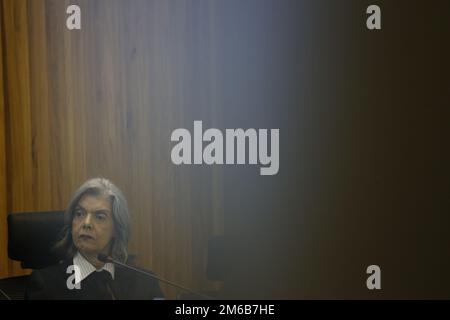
<box><xmin>79</xmin><ymin>234</ymin><xmax>95</xmax><ymax>241</ymax></box>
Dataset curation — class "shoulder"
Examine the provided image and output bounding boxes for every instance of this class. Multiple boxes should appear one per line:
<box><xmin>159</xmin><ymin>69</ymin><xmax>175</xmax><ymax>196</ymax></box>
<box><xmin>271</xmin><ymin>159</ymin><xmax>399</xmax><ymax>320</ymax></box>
<box><xmin>31</xmin><ymin>260</ymin><xmax>71</xmax><ymax>281</ymax></box>
<box><xmin>25</xmin><ymin>261</ymin><xmax>71</xmax><ymax>299</ymax></box>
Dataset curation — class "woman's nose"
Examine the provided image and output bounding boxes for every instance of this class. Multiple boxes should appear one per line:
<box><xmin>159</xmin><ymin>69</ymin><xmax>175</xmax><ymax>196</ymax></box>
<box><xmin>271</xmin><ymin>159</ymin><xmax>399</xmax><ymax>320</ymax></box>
<box><xmin>82</xmin><ymin>213</ymin><xmax>93</xmax><ymax>229</ymax></box>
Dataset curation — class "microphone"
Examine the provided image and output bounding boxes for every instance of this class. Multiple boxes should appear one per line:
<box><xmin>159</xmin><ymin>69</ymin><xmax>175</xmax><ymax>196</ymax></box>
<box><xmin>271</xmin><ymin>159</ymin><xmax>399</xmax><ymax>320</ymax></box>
<box><xmin>98</xmin><ymin>254</ymin><xmax>213</xmax><ymax>300</ymax></box>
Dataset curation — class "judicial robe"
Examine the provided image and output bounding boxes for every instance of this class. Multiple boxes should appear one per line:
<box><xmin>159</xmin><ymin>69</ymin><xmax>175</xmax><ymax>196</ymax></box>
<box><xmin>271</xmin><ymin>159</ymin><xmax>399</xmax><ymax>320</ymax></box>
<box><xmin>25</xmin><ymin>260</ymin><xmax>164</xmax><ymax>300</ymax></box>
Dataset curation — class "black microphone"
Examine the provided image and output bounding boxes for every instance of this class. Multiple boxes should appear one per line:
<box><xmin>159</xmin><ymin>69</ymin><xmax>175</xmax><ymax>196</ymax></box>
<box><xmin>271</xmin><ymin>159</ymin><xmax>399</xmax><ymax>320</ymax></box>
<box><xmin>98</xmin><ymin>254</ymin><xmax>213</xmax><ymax>300</ymax></box>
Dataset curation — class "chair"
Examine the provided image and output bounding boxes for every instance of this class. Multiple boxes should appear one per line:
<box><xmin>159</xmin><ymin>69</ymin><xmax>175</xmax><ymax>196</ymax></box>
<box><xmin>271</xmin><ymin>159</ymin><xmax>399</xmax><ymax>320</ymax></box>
<box><xmin>0</xmin><ymin>211</ymin><xmax>65</xmax><ymax>300</ymax></box>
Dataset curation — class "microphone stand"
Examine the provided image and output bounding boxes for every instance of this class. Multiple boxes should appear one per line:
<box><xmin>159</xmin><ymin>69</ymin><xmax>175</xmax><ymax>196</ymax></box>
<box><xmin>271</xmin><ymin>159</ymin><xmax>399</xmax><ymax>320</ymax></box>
<box><xmin>98</xmin><ymin>254</ymin><xmax>213</xmax><ymax>300</ymax></box>
<box><xmin>0</xmin><ymin>287</ymin><xmax>12</xmax><ymax>300</ymax></box>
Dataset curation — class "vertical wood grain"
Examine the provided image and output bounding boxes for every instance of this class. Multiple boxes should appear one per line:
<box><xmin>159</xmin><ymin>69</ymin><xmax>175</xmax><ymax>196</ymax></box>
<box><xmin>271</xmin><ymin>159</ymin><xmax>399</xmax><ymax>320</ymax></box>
<box><xmin>0</xmin><ymin>0</ymin><xmax>8</xmax><ymax>278</ymax></box>
<box><xmin>0</xmin><ymin>0</ymin><xmax>224</xmax><ymax>297</ymax></box>
<box><xmin>1</xmin><ymin>0</ymin><xmax>33</xmax><ymax>277</ymax></box>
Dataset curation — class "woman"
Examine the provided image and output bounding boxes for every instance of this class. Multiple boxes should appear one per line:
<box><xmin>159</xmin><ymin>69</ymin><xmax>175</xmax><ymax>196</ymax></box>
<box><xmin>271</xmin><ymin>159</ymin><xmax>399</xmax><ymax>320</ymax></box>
<box><xmin>26</xmin><ymin>178</ymin><xmax>164</xmax><ymax>300</ymax></box>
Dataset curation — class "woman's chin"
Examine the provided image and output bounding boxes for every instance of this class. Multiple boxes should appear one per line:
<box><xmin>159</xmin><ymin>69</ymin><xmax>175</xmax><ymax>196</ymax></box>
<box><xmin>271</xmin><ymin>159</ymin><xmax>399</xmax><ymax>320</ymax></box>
<box><xmin>76</xmin><ymin>245</ymin><xmax>99</xmax><ymax>256</ymax></box>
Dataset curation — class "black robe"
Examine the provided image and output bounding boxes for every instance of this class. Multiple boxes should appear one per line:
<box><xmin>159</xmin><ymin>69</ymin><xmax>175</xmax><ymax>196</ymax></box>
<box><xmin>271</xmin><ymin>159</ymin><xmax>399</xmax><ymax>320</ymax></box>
<box><xmin>25</xmin><ymin>260</ymin><xmax>164</xmax><ymax>300</ymax></box>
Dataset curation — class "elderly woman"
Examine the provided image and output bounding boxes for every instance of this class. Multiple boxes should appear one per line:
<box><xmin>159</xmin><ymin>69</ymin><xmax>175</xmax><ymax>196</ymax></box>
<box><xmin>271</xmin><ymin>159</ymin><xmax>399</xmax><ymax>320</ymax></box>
<box><xmin>26</xmin><ymin>178</ymin><xmax>164</xmax><ymax>300</ymax></box>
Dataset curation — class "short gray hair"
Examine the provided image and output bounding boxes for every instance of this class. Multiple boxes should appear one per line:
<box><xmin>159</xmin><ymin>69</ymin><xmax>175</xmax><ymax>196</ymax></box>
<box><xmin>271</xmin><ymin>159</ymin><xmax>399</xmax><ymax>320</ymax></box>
<box><xmin>55</xmin><ymin>178</ymin><xmax>130</xmax><ymax>263</ymax></box>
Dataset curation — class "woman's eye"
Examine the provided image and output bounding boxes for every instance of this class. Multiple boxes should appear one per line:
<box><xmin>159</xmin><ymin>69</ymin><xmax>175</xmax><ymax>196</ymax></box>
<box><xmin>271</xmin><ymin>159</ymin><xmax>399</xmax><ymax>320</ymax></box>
<box><xmin>75</xmin><ymin>210</ymin><xmax>84</xmax><ymax>217</ymax></box>
<box><xmin>96</xmin><ymin>213</ymin><xmax>106</xmax><ymax>221</ymax></box>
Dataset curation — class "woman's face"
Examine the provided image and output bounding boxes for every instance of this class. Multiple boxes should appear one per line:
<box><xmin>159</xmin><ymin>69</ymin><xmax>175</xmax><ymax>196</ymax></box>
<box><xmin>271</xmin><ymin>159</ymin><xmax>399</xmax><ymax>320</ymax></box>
<box><xmin>71</xmin><ymin>194</ymin><xmax>115</xmax><ymax>257</ymax></box>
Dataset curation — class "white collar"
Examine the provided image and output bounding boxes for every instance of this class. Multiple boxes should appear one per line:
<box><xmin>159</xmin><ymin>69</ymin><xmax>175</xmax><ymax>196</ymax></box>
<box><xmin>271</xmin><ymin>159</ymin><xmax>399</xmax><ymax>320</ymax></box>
<box><xmin>73</xmin><ymin>251</ymin><xmax>115</xmax><ymax>284</ymax></box>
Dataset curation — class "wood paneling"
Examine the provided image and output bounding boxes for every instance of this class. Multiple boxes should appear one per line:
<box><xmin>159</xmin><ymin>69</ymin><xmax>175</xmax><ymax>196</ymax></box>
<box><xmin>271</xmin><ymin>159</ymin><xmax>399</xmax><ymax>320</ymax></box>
<box><xmin>0</xmin><ymin>0</ymin><xmax>224</xmax><ymax>297</ymax></box>
<box><xmin>0</xmin><ymin>0</ymin><xmax>8</xmax><ymax>278</ymax></box>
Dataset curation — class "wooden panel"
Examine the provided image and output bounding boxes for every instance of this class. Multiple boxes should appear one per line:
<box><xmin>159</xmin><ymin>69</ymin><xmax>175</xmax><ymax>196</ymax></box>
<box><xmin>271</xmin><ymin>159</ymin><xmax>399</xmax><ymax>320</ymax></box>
<box><xmin>0</xmin><ymin>0</ymin><xmax>224</xmax><ymax>297</ymax></box>
<box><xmin>1</xmin><ymin>0</ymin><xmax>34</xmax><ymax>277</ymax></box>
<box><xmin>0</xmin><ymin>0</ymin><xmax>8</xmax><ymax>278</ymax></box>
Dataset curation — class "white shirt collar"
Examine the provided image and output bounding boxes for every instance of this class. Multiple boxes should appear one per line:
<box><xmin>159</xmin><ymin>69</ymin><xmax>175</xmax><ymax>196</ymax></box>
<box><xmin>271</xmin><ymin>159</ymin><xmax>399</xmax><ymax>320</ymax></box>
<box><xmin>73</xmin><ymin>251</ymin><xmax>115</xmax><ymax>284</ymax></box>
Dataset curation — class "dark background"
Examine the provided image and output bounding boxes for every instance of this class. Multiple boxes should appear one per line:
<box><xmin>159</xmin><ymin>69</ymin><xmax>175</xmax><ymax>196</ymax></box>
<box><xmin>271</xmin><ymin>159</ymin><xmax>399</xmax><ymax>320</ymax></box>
<box><xmin>218</xmin><ymin>0</ymin><xmax>450</xmax><ymax>299</ymax></box>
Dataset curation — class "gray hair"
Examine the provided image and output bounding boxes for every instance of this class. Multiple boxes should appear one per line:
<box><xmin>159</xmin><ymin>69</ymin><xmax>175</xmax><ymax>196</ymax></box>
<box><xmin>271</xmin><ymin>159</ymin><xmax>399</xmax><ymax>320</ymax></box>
<box><xmin>54</xmin><ymin>178</ymin><xmax>130</xmax><ymax>263</ymax></box>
